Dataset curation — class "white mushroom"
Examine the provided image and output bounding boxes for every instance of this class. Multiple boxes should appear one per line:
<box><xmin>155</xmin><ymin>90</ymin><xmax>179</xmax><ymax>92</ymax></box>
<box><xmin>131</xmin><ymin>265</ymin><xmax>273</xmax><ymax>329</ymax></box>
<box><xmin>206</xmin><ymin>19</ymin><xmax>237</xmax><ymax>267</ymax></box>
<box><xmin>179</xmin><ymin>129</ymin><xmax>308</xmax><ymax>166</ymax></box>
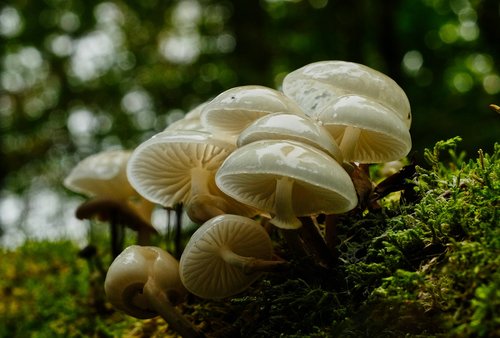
<box><xmin>63</xmin><ymin>150</ymin><xmax>155</xmax><ymax>224</ymax></box>
<box><xmin>317</xmin><ymin>94</ymin><xmax>412</xmax><ymax>163</ymax></box>
<box><xmin>282</xmin><ymin>60</ymin><xmax>411</xmax><ymax>126</ymax></box>
<box><xmin>237</xmin><ymin>113</ymin><xmax>343</xmax><ymax>162</ymax></box>
<box><xmin>200</xmin><ymin>85</ymin><xmax>305</xmax><ymax>144</ymax></box>
<box><xmin>64</xmin><ymin>150</ymin><xmax>157</xmax><ymax>255</ymax></box>
<box><xmin>104</xmin><ymin>245</ymin><xmax>201</xmax><ymax>338</ymax></box>
<box><xmin>215</xmin><ymin>140</ymin><xmax>358</xmax><ymax>229</ymax></box>
<box><xmin>179</xmin><ymin>214</ymin><xmax>284</xmax><ymax>299</ymax></box>
<box><xmin>126</xmin><ymin>130</ymin><xmax>257</xmax><ymax>224</ymax></box>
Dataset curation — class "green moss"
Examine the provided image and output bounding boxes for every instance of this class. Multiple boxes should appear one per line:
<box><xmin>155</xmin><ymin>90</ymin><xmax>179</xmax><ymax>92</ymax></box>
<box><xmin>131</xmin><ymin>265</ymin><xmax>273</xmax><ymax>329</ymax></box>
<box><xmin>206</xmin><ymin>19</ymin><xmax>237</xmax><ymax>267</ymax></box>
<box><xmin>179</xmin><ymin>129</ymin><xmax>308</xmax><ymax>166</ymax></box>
<box><xmin>191</xmin><ymin>138</ymin><xmax>499</xmax><ymax>337</ymax></box>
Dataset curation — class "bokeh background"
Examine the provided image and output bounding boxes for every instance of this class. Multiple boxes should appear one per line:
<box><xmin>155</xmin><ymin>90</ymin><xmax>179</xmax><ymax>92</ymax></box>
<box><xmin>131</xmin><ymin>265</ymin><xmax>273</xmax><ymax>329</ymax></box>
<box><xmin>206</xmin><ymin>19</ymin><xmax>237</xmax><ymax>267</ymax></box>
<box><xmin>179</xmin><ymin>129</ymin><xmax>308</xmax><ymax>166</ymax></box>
<box><xmin>0</xmin><ymin>0</ymin><xmax>498</xmax><ymax>247</ymax></box>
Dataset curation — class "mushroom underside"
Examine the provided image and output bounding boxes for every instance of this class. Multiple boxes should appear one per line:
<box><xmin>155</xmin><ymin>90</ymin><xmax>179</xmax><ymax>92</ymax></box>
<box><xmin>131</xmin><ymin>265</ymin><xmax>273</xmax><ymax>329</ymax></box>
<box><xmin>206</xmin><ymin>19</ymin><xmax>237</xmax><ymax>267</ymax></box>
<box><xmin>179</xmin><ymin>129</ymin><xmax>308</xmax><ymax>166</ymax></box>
<box><xmin>216</xmin><ymin>173</ymin><xmax>357</xmax><ymax>216</ymax></box>
<box><xmin>325</xmin><ymin>125</ymin><xmax>411</xmax><ymax>163</ymax></box>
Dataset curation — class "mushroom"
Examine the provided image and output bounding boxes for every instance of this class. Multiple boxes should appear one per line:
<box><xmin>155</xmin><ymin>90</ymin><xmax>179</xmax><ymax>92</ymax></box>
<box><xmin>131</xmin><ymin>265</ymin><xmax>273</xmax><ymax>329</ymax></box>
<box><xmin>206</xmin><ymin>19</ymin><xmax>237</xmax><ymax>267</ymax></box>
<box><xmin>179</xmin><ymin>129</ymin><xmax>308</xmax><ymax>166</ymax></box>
<box><xmin>200</xmin><ymin>85</ymin><xmax>305</xmax><ymax>144</ymax></box>
<box><xmin>237</xmin><ymin>113</ymin><xmax>343</xmax><ymax>162</ymax></box>
<box><xmin>215</xmin><ymin>140</ymin><xmax>358</xmax><ymax>229</ymax></box>
<box><xmin>179</xmin><ymin>214</ymin><xmax>285</xmax><ymax>299</ymax></box>
<box><xmin>126</xmin><ymin>130</ymin><xmax>257</xmax><ymax>224</ymax></box>
<box><xmin>164</xmin><ymin>102</ymin><xmax>208</xmax><ymax>132</ymax></box>
<box><xmin>316</xmin><ymin>94</ymin><xmax>412</xmax><ymax>163</ymax></box>
<box><xmin>64</xmin><ymin>150</ymin><xmax>157</xmax><ymax>256</ymax></box>
<box><xmin>282</xmin><ymin>60</ymin><xmax>412</xmax><ymax>126</ymax></box>
<box><xmin>104</xmin><ymin>245</ymin><xmax>201</xmax><ymax>338</ymax></box>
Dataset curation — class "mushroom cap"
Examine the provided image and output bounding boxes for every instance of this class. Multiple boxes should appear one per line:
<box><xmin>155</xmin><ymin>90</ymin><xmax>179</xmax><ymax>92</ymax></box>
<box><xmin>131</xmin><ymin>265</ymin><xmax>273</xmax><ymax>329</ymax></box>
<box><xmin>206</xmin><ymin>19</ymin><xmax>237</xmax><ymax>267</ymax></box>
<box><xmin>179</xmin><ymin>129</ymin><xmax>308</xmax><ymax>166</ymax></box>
<box><xmin>282</xmin><ymin>60</ymin><xmax>411</xmax><ymax>127</ymax></box>
<box><xmin>317</xmin><ymin>94</ymin><xmax>412</xmax><ymax>163</ymax></box>
<box><xmin>64</xmin><ymin>150</ymin><xmax>135</xmax><ymax>199</ymax></box>
<box><xmin>165</xmin><ymin>102</ymin><xmax>208</xmax><ymax>132</ymax></box>
<box><xmin>126</xmin><ymin>130</ymin><xmax>235</xmax><ymax>207</ymax></box>
<box><xmin>215</xmin><ymin>140</ymin><xmax>358</xmax><ymax>217</ymax></box>
<box><xmin>200</xmin><ymin>85</ymin><xmax>305</xmax><ymax>140</ymax></box>
<box><xmin>237</xmin><ymin>113</ymin><xmax>343</xmax><ymax>162</ymax></box>
<box><xmin>104</xmin><ymin>245</ymin><xmax>186</xmax><ymax>318</ymax></box>
<box><xmin>179</xmin><ymin>214</ymin><xmax>273</xmax><ymax>299</ymax></box>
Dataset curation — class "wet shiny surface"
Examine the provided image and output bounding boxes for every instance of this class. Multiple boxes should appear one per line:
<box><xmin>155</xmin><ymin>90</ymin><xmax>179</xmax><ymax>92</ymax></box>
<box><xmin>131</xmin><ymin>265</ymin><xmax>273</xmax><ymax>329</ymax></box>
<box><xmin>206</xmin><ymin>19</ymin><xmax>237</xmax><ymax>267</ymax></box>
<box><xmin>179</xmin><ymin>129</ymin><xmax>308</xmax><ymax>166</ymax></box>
<box><xmin>237</xmin><ymin>113</ymin><xmax>343</xmax><ymax>162</ymax></box>
<box><xmin>104</xmin><ymin>245</ymin><xmax>184</xmax><ymax>317</ymax></box>
<box><xmin>215</xmin><ymin>140</ymin><xmax>358</xmax><ymax>215</ymax></box>
<box><xmin>200</xmin><ymin>85</ymin><xmax>305</xmax><ymax>135</ymax></box>
<box><xmin>283</xmin><ymin>60</ymin><xmax>411</xmax><ymax>127</ymax></box>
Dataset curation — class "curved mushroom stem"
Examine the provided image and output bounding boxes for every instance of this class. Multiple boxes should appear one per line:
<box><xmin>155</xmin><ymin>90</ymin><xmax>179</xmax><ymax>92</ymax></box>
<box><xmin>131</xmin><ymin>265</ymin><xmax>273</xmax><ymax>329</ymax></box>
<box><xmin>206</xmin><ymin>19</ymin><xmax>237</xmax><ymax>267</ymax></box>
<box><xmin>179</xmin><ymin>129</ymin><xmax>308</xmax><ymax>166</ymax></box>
<box><xmin>187</xmin><ymin>168</ymin><xmax>231</xmax><ymax>224</ymax></box>
<box><xmin>143</xmin><ymin>277</ymin><xmax>203</xmax><ymax>338</ymax></box>
<box><xmin>271</xmin><ymin>177</ymin><xmax>302</xmax><ymax>229</ymax></box>
<box><xmin>339</xmin><ymin>126</ymin><xmax>361</xmax><ymax>161</ymax></box>
<box><xmin>186</xmin><ymin>194</ymin><xmax>227</xmax><ymax>224</ymax></box>
<box><xmin>219</xmin><ymin>246</ymin><xmax>288</xmax><ymax>274</ymax></box>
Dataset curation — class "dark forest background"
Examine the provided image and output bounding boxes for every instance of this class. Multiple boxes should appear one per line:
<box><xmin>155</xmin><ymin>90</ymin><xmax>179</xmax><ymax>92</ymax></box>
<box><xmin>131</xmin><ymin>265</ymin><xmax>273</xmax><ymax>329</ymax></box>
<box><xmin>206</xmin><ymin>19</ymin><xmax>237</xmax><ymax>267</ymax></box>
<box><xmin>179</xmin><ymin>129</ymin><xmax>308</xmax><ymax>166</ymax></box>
<box><xmin>0</xmin><ymin>0</ymin><xmax>498</xmax><ymax>245</ymax></box>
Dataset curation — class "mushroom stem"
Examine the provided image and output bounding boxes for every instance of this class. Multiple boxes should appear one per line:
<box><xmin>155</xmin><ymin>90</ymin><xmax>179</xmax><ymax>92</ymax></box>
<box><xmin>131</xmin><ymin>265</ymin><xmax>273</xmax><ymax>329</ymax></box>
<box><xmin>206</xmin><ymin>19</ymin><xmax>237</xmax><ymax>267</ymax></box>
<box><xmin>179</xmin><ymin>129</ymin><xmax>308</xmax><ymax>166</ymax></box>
<box><xmin>143</xmin><ymin>277</ymin><xmax>203</xmax><ymax>338</ymax></box>
<box><xmin>271</xmin><ymin>177</ymin><xmax>302</xmax><ymax>229</ymax></box>
<box><xmin>110</xmin><ymin>210</ymin><xmax>124</xmax><ymax>258</ymax></box>
<box><xmin>190</xmin><ymin>167</ymin><xmax>214</xmax><ymax>196</ymax></box>
<box><xmin>219</xmin><ymin>246</ymin><xmax>287</xmax><ymax>274</ymax></box>
<box><xmin>174</xmin><ymin>203</ymin><xmax>183</xmax><ymax>258</ymax></box>
<box><xmin>339</xmin><ymin>126</ymin><xmax>361</xmax><ymax>161</ymax></box>
<box><xmin>187</xmin><ymin>168</ymin><xmax>229</xmax><ymax>224</ymax></box>
<box><xmin>186</xmin><ymin>194</ymin><xmax>227</xmax><ymax>224</ymax></box>
<box><xmin>299</xmin><ymin>216</ymin><xmax>335</xmax><ymax>268</ymax></box>
<box><xmin>324</xmin><ymin>214</ymin><xmax>338</xmax><ymax>252</ymax></box>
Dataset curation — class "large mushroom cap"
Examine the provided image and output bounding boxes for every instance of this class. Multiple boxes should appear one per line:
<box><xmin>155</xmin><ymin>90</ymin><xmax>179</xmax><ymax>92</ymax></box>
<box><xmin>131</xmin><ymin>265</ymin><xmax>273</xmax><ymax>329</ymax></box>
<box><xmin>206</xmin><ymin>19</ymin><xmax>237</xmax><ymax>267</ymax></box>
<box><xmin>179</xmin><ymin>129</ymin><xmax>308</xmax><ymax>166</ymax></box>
<box><xmin>126</xmin><ymin>130</ymin><xmax>234</xmax><ymax>207</ymax></box>
<box><xmin>179</xmin><ymin>214</ymin><xmax>273</xmax><ymax>299</ymax></box>
<box><xmin>282</xmin><ymin>60</ymin><xmax>411</xmax><ymax>126</ymax></box>
<box><xmin>237</xmin><ymin>113</ymin><xmax>343</xmax><ymax>162</ymax></box>
<box><xmin>104</xmin><ymin>245</ymin><xmax>186</xmax><ymax>318</ymax></box>
<box><xmin>318</xmin><ymin>94</ymin><xmax>412</xmax><ymax>163</ymax></box>
<box><xmin>215</xmin><ymin>140</ymin><xmax>358</xmax><ymax>220</ymax></box>
<box><xmin>64</xmin><ymin>150</ymin><xmax>135</xmax><ymax>199</ymax></box>
<box><xmin>200</xmin><ymin>85</ymin><xmax>305</xmax><ymax>140</ymax></box>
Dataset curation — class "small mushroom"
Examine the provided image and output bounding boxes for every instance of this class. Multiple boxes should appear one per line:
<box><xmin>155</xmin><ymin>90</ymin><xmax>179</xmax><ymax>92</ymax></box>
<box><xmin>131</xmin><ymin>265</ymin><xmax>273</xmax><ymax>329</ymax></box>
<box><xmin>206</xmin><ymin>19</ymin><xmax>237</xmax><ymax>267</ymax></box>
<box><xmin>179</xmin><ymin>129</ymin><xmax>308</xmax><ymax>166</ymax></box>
<box><xmin>237</xmin><ymin>113</ymin><xmax>343</xmax><ymax>162</ymax></box>
<box><xmin>215</xmin><ymin>140</ymin><xmax>358</xmax><ymax>229</ymax></box>
<box><xmin>64</xmin><ymin>150</ymin><xmax>157</xmax><ymax>256</ymax></box>
<box><xmin>317</xmin><ymin>94</ymin><xmax>412</xmax><ymax>163</ymax></box>
<box><xmin>282</xmin><ymin>60</ymin><xmax>412</xmax><ymax>126</ymax></box>
<box><xmin>104</xmin><ymin>245</ymin><xmax>201</xmax><ymax>338</ymax></box>
<box><xmin>179</xmin><ymin>214</ymin><xmax>285</xmax><ymax>299</ymax></box>
<box><xmin>200</xmin><ymin>85</ymin><xmax>305</xmax><ymax>144</ymax></box>
<box><xmin>126</xmin><ymin>130</ymin><xmax>257</xmax><ymax>224</ymax></box>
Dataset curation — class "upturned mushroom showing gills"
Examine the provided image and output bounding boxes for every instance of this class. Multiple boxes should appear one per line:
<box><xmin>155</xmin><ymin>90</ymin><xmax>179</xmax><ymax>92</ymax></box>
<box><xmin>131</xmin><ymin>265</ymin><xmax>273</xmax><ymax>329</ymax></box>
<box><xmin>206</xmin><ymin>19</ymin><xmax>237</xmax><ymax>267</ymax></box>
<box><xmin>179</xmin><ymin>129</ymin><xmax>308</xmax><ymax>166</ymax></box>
<box><xmin>237</xmin><ymin>113</ymin><xmax>343</xmax><ymax>162</ymax></box>
<box><xmin>318</xmin><ymin>94</ymin><xmax>412</xmax><ymax>163</ymax></box>
<box><xmin>215</xmin><ymin>140</ymin><xmax>358</xmax><ymax>229</ymax></box>
<box><xmin>200</xmin><ymin>85</ymin><xmax>305</xmax><ymax>144</ymax></box>
<box><xmin>179</xmin><ymin>214</ymin><xmax>284</xmax><ymax>299</ymax></box>
<box><xmin>126</xmin><ymin>130</ymin><xmax>256</xmax><ymax>224</ymax></box>
<box><xmin>104</xmin><ymin>245</ymin><xmax>201</xmax><ymax>338</ymax></box>
<box><xmin>282</xmin><ymin>60</ymin><xmax>412</xmax><ymax>127</ymax></box>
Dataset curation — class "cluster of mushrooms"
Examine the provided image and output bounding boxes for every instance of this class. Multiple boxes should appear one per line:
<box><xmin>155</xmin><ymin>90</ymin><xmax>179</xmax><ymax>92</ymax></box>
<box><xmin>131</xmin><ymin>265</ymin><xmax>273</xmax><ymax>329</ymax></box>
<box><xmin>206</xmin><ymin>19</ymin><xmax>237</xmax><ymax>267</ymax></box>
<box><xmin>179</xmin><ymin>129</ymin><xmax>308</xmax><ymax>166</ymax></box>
<box><xmin>64</xmin><ymin>61</ymin><xmax>412</xmax><ymax>337</ymax></box>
